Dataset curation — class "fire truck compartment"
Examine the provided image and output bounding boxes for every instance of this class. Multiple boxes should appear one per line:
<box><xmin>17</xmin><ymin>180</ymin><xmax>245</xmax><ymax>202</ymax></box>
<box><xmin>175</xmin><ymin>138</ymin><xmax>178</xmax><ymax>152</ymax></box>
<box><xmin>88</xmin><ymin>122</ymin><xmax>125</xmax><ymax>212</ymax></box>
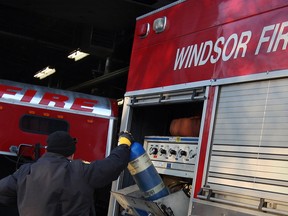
<box><xmin>112</xmin><ymin>87</ymin><xmax>207</xmax><ymax>215</ymax></box>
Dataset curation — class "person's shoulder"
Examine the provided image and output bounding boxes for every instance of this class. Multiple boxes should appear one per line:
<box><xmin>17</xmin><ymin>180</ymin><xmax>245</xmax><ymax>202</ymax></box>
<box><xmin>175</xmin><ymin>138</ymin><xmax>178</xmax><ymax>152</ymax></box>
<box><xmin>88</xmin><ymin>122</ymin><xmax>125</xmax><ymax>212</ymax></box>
<box><xmin>13</xmin><ymin>162</ymin><xmax>32</xmax><ymax>176</ymax></box>
<box><xmin>71</xmin><ymin>159</ymin><xmax>91</xmax><ymax>165</ymax></box>
<box><xmin>18</xmin><ymin>162</ymin><xmax>33</xmax><ymax>170</ymax></box>
<box><xmin>69</xmin><ymin>159</ymin><xmax>92</xmax><ymax>174</ymax></box>
<box><xmin>81</xmin><ymin>160</ymin><xmax>91</xmax><ymax>164</ymax></box>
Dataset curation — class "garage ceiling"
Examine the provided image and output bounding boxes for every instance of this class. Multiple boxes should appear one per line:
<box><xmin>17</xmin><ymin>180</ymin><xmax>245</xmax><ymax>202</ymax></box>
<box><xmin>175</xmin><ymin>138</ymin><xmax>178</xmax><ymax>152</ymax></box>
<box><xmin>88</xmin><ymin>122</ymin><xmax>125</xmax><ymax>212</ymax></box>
<box><xmin>0</xmin><ymin>0</ymin><xmax>177</xmax><ymax>99</ymax></box>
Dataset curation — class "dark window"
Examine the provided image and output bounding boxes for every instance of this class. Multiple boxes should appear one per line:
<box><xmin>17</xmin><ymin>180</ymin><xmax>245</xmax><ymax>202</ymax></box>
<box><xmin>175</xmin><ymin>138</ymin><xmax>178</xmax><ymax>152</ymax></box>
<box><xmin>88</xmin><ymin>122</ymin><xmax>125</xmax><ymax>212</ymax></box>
<box><xmin>20</xmin><ymin>115</ymin><xmax>69</xmax><ymax>135</ymax></box>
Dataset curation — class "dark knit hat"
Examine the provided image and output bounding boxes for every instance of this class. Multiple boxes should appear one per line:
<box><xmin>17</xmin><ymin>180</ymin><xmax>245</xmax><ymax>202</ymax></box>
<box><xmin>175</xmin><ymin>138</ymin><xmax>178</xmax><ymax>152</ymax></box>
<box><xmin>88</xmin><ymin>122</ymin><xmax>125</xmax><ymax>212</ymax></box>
<box><xmin>46</xmin><ymin>131</ymin><xmax>77</xmax><ymax>157</ymax></box>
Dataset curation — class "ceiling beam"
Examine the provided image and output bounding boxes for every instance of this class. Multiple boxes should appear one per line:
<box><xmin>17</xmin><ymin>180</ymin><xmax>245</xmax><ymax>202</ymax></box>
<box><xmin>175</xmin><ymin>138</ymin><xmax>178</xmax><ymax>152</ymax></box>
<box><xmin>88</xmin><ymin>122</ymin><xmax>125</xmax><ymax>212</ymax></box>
<box><xmin>66</xmin><ymin>67</ymin><xmax>128</xmax><ymax>91</ymax></box>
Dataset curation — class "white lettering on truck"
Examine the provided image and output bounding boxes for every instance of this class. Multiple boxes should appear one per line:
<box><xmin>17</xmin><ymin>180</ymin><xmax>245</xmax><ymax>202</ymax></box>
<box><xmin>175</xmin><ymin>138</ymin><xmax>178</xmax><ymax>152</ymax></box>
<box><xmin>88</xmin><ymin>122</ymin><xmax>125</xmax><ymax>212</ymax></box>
<box><xmin>174</xmin><ymin>21</ymin><xmax>288</xmax><ymax>71</ymax></box>
<box><xmin>0</xmin><ymin>84</ymin><xmax>98</xmax><ymax>113</ymax></box>
<box><xmin>255</xmin><ymin>21</ymin><xmax>288</xmax><ymax>54</ymax></box>
<box><xmin>174</xmin><ymin>30</ymin><xmax>252</xmax><ymax>70</ymax></box>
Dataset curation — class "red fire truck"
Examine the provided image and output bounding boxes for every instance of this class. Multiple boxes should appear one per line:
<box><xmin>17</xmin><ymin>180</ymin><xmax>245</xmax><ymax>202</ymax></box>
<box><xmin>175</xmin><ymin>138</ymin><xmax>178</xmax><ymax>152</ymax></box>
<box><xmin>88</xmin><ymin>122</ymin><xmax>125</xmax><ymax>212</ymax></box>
<box><xmin>0</xmin><ymin>79</ymin><xmax>119</xmax><ymax>215</ymax></box>
<box><xmin>108</xmin><ymin>0</ymin><xmax>288</xmax><ymax>215</ymax></box>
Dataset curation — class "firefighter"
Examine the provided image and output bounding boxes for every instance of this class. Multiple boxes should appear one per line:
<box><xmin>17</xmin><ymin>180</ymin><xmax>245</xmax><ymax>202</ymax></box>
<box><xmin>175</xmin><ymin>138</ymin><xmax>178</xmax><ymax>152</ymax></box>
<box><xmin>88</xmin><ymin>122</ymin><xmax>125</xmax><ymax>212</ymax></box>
<box><xmin>0</xmin><ymin>130</ymin><xmax>134</xmax><ymax>216</ymax></box>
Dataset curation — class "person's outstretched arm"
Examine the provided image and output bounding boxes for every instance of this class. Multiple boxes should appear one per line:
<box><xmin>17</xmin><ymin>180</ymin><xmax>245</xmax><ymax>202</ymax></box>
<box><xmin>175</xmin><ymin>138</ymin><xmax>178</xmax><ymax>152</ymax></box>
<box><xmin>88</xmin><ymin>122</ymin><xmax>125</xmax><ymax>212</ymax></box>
<box><xmin>83</xmin><ymin>131</ymin><xmax>134</xmax><ymax>188</ymax></box>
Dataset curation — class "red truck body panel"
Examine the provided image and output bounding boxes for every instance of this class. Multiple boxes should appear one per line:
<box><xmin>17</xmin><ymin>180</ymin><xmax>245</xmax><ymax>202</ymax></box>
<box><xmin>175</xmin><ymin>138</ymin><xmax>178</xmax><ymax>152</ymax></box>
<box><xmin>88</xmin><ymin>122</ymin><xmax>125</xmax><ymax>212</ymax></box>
<box><xmin>127</xmin><ymin>0</ymin><xmax>288</xmax><ymax>91</ymax></box>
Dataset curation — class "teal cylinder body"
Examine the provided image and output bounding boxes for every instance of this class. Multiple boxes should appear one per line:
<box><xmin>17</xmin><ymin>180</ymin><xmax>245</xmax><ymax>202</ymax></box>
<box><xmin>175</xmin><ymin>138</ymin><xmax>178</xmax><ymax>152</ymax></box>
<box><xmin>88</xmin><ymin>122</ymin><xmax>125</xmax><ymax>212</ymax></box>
<box><xmin>128</xmin><ymin>142</ymin><xmax>169</xmax><ymax>201</ymax></box>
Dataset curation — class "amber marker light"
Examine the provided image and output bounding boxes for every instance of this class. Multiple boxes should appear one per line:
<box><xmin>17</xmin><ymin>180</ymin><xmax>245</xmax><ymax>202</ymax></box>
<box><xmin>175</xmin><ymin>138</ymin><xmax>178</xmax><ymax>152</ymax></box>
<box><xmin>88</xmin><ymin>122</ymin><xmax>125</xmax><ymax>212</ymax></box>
<box><xmin>87</xmin><ymin>119</ymin><xmax>94</xmax><ymax>124</ymax></box>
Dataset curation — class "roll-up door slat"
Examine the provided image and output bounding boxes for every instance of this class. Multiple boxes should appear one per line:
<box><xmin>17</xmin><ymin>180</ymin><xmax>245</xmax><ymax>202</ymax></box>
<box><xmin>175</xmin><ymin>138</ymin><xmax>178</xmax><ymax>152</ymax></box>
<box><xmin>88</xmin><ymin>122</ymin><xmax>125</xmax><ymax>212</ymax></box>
<box><xmin>209</xmin><ymin>167</ymin><xmax>288</xmax><ymax>181</ymax></box>
<box><xmin>208</xmin><ymin>178</ymin><xmax>288</xmax><ymax>195</ymax></box>
<box><xmin>212</xmin><ymin>145</ymin><xmax>288</xmax><ymax>154</ymax></box>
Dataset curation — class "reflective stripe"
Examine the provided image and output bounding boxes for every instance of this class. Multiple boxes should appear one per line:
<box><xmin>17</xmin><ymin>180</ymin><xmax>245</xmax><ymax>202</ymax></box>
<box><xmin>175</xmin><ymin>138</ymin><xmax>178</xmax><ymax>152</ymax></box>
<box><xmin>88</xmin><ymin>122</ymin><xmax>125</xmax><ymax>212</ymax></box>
<box><xmin>128</xmin><ymin>153</ymin><xmax>152</xmax><ymax>175</ymax></box>
<box><xmin>143</xmin><ymin>181</ymin><xmax>166</xmax><ymax>199</ymax></box>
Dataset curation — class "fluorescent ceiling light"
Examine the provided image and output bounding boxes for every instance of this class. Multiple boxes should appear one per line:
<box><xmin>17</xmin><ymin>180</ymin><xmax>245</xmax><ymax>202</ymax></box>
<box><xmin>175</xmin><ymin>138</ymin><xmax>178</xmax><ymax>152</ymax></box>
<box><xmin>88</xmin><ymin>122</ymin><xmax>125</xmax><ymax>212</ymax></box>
<box><xmin>68</xmin><ymin>49</ymin><xmax>90</xmax><ymax>61</ymax></box>
<box><xmin>34</xmin><ymin>66</ymin><xmax>56</xmax><ymax>80</ymax></box>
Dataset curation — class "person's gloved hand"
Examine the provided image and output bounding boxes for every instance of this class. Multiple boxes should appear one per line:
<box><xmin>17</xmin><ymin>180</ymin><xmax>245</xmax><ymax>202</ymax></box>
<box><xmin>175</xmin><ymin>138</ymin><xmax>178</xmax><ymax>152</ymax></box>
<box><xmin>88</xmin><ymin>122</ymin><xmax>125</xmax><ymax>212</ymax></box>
<box><xmin>118</xmin><ymin>131</ymin><xmax>134</xmax><ymax>147</ymax></box>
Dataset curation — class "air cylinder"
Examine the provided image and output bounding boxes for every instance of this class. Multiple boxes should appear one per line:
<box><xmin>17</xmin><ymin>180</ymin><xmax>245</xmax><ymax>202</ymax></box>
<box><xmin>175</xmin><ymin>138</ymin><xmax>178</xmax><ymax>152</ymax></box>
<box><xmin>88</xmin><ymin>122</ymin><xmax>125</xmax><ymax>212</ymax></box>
<box><xmin>128</xmin><ymin>142</ymin><xmax>169</xmax><ymax>201</ymax></box>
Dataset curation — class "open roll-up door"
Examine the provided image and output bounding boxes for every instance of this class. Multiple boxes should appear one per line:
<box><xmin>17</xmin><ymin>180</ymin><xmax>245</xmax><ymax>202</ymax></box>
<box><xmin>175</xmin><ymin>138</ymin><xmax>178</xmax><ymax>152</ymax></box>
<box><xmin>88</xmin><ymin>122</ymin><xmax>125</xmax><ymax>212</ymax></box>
<box><xmin>202</xmin><ymin>78</ymin><xmax>288</xmax><ymax>213</ymax></box>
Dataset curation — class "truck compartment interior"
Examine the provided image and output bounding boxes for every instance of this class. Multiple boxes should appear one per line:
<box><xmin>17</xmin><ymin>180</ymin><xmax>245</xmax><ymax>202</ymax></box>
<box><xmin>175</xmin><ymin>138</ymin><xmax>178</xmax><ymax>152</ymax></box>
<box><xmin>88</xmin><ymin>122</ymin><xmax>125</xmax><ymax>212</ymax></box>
<box><xmin>130</xmin><ymin>100</ymin><xmax>204</xmax><ymax>143</ymax></box>
<box><xmin>117</xmin><ymin>99</ymin><xmax>205</xmax><ymax>215</ymax></box>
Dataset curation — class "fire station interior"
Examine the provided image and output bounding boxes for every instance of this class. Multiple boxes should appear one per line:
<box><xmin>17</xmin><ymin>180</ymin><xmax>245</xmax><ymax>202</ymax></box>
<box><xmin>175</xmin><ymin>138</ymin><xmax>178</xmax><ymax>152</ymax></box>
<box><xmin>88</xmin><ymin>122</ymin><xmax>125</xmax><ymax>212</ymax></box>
<box><xmin>0</xmin><ymin>1</ymin><xmax>180</xmax><ymax>216</ymax></box>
